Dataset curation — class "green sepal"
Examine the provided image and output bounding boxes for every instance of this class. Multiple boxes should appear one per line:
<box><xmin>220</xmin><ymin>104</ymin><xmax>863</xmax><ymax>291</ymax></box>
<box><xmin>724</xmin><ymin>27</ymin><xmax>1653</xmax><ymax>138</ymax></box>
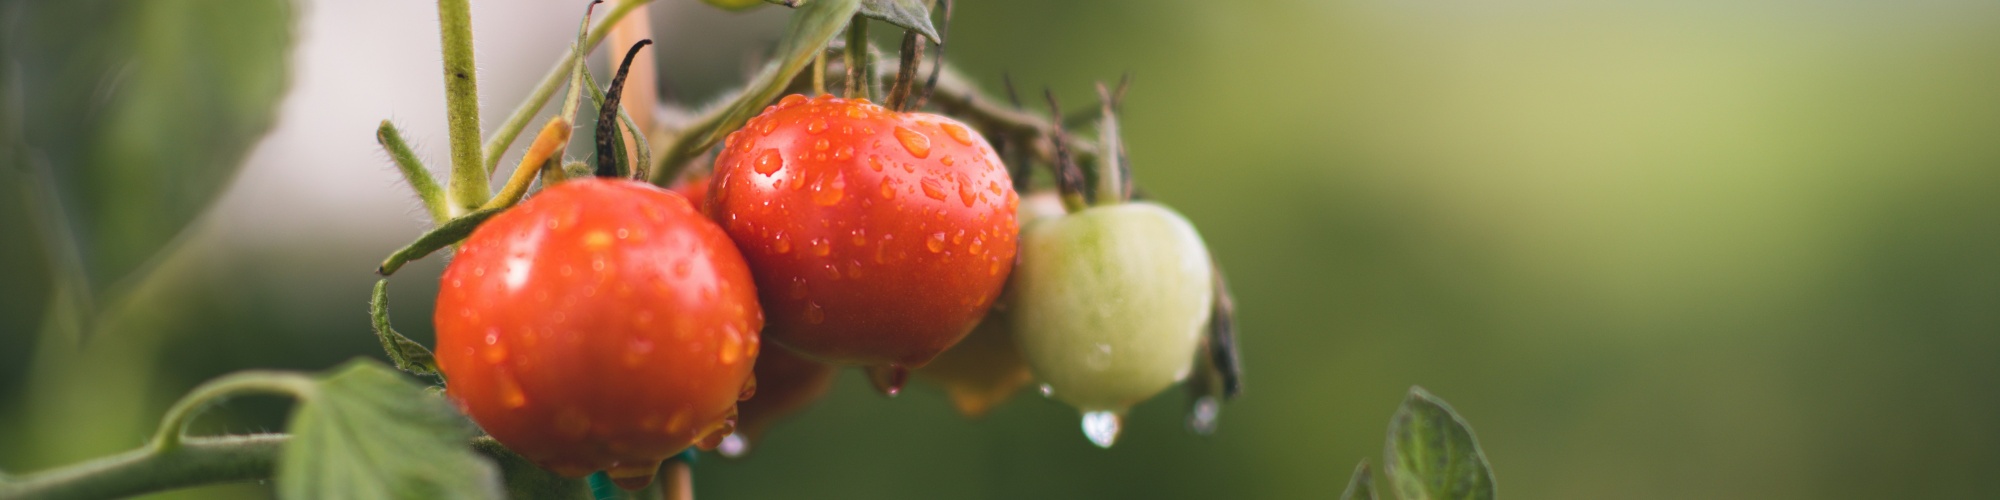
<box><xmin>369</xmin><ymin>280</ymin><xmax>441</xmax><ymax>381</ymax></box>
<box><xmin>375</xmin><ymin>207</ymin><xmax>504</xmax><ymax>276</ymax></box>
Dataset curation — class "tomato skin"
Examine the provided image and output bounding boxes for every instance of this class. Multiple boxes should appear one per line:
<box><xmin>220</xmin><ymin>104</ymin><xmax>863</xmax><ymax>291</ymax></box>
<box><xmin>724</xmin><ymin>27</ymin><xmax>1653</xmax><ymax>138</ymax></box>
<box><xmin>915</xmin><ymin>192</ymin><xmax>1065</xmax><ymax>417</ymax></box>
<box><xmin>707</xmin><ymin>94</ymin><xmax>1018</xmax><ymax>369</ymax></box>
<box><xmin>1010</xmin><ymin>202</ymin><xmax>1213</xmax><ymax>413</ymax></box>
<box><xmin>435</xmin><ymin>178</ymin><xmax>761</xmax><ymax>482</ymax></box>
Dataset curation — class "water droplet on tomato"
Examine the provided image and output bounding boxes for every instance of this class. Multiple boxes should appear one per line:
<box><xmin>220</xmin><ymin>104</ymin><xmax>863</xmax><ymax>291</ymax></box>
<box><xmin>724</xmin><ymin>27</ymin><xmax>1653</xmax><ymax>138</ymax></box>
<box><xmin>850</xmin><ymin>228</ymin><xmax>868</xmax><ymax>246</ymax></box>
<box><xmin>894</xmin><ymin>126</ymin><xmax>931</xmax><ymax>158</ymax></box>
<box><xmin>789</xmin><ymin>277</ymin><xmax>809</xmax><ymax>299</ymax></box>
<box><xmin>1082</xmin><ymin>411</ymin><xmax>1123</xmax><ymax>448</ymax></box>
<box><xmin>921</xmin><ymin>177</ymin><xmax>948</xmax><ymax>201</ymax></box>
<box><xmin>868</xmin><ymin>156</ymin><xmax>885</xmax><ymax>171</ymax></box>
<box><xmin>812</xmin><ymin>173</ymin><xmax>845</xmax><ymax>205</ymax></box>
<box><xmin>804</xmin><ymin>302</ymin><xmax>825</xmax><ymax>324</ymax></box>
<box><xmin>809</xmin><ymin>237</ymin><xmax>830</xmax><ymax>256</ymax></box>
<box><xmin>969</xmin><ymin>237</ymin><xmax>985</xmax><ymax>255</ymax></box>
<box><xmin>499</xmin><ymin>374</ymin><xmax>528</xmax><ymax>409</ymax></box>
<box><xmin>773</xmin><ymin>232</ymin><xmax>793</xmax><ymax>254</ymax></box>
<box><xmin>813</xmin><ymin>137</ymin><xmax>830</xmax><ymax>151</ymax></box>
<box><xmin>927</xmin><ymin>233</ymin><xmax>946</xmax><ymax>253</ymax></box>
<box><xmin>880</xmin><ymin>178</ymin><xmax>899</xmax><ymax>199</ymax></box>
<box><xmin>940</xmin><ymin>155</ymin><xmax>955</xmax><ymax>166</ymax></box>
<box><xmin>833</xmin><ymin>145</ymin><xmax>854</xmax><ymax>161</ymax></box>
<box><xmin>754</xmin><ymin>149</ymin><xmax>784</xmax><ymax>175</ymax></box>
<box><xmin>868</xmin><ymin>365</ymin><xmax>909</xmax><ymax>397</ymax></box>
<box><xmin>941</xmin><ymin>122</ymin><xmax>975</xmax><ymax>145</ymax></box>
<box><xmin>807</xmin><ymin>118</ymin><xmax>828</xmax><ymax>134</ymax></box>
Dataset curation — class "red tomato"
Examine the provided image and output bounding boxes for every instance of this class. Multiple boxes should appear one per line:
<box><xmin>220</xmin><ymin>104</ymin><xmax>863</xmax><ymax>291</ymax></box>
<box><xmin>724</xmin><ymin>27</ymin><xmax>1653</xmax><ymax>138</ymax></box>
<box><xmin>670</xmin><ymin>173</ymin><xmax>711</xmax><ymax>209</ymax></box>
<box><xmin>720</xmin><ymin>345</ymin><xmax>838</xmax><ymax>457</ymax></box>
<box><xmin>706</xmin><ymin>94</ymin><xmax>1018</xmax><ymax>380</ymax></box>
<box><xmin>435</xmin><ymin>178</ymin><xmax>761</xmax><ymax>488</ymax></box>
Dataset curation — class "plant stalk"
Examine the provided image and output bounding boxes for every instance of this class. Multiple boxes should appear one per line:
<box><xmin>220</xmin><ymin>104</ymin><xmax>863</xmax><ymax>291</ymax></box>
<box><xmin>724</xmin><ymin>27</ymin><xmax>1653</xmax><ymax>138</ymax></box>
<box><xmin>437</xmin><ymin>0</ymin><xmax>489</xmax><ymax>215</ymax></box>
<box><xmin>482</xmin><ymin>0</ymin><xmax>652</xmax><ymax>177</ymax></box>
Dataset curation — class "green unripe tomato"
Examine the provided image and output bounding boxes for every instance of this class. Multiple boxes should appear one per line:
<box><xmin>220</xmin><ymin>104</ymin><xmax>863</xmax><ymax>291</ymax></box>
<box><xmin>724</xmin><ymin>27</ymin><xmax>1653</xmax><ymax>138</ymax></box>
<box><xmin>1010</xmin><ymin>201</ymin><xmax>1213</xmax><ymax>426</ymax></box>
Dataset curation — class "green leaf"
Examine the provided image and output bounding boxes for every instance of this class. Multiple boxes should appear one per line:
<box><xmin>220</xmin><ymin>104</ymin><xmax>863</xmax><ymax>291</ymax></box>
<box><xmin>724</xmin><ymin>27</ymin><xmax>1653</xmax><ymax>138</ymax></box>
<box><xmin>376</xmin><ymin>207</ymin><xmax>503</xmax><ymax>276</ymax></box>
<box><xmin>859</xmin><ymin>0</ymin><xmax>939</xmax><ymax>42</ymax></box>
<box><xmin>1385</xmin><ymin>387</ymin><xmax>1497</xmax><ymax>500</ymax></box>
<box><xmin>279</xmin><ymin>360</ymin><xmax>501</xmax><ymax>499</ymax></box>
<box><xmin>651</xmin><ymin>0</ymin><xmax>861</xmax><ymax>182</ymax></box>
<box><xmin>3</xmin><ymin>0</ymin><xmax>293</xmax><ymax>336</ymax></box>
<box><xmin>370</xmin><ymin>280</ymin><xmax>441</xmax><ymax>380</ymax></box>
<box><xmin>1340</xmin><ymin>460</ymin><xmax>1377</xmax><ymax>500</ymax></box>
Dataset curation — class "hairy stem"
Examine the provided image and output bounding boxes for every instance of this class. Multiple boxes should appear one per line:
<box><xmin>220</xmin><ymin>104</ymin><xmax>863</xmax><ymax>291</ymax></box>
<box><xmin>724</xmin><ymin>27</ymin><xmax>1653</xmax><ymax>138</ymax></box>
<box><xmin>844</xmin><ymin>15</ymin><xmax>873</xmax><ymax>101</ymax></box>
<box><xmin>376</xmin><ymin>120</ymin><xmax>450</xmax><ymax>223</ymax></box>
<box><xmin>483</xmin><ymin>0</ymin><xmax>652</xmax><ymax>177</ymax></box>
<box><xmin>437</xmin><ymin>0</ymin><xmax>488</xmax><ymax>214</ymax></box>
<box><xmin>0</xmin><ymin>435</ymin><xmax>286</xmax><ymax>500</ymax></box>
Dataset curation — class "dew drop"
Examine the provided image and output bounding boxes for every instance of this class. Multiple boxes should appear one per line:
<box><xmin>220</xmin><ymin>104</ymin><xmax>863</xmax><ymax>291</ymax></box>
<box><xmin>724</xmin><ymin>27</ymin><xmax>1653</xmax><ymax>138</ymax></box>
<box><xmin>1039</xmin><ymin>384</ymin><xmax>1055</xmax><ymax>397</ymax></box>
<box><xmin>850</xmin><ymin>229</ymin><xmax>868</xmax><ymax>246</ymax></box>
<box><xmin>921</xmin><ymin>178</ymin><xmax>948</xmax><ymax>201</ymax></box>
<box><xmin>810</xmin><ymin>237</ymin><xmax>831</xmax><ymax>256</ymax></box>
<box><xmin>893</xmin><ymin>126</ymin><xmax>932</xmax><ymax>158</ymax></box>
<box><xmin>754</xmin><ymin>149</ymin><xmax>784</xmax><ymax>175</ymax></box>
<box><xmin>717</xmin><ymin>433</ymin><xmax>749</xmax><ymax>458</ymax></box>
<box><xmin>941</xmin><ymin>155</ymin><xmax>955</xmax><ymax>166</ymax></box>
<box><xmin>868</xmin><ymin>156</ymin><xmax>885</xmax><ymax>172</ymax></box>
<box><xmin>1082</xmin><ymin>411</ymin><xmax>1124</xmax><ymax>448</ymax></box>
<box><xmin>779</xmin><ymin>94</ymin><xmax>808</xmax><ymax>107</ymax></box>
<box><xmin>804</xmin><ymin>302</ymin><xmax>825</xmax><ymax>324</ymax></box>
<box><xmin>806</xmin><ymin>118</ymin><xmax>828</xmax><ymax>134</ymax></box>
<box><xmin>499</xmin><ymin>374</ymin><xmax>528</xmax><ymax>409</ymax></box>
<box><xmin>941</xmin><ymin>122</ymin><xmax>975</xmax><ymax>145</ymax></box>
<box><xmin>879</xmin><ymin>178</ymin><xmax>899</xmax><ymax>200</ymax></box>
<box><xmin>868</xmin><ymin>365</ymin><xmax>909</xmax><ymax>397</ymax></box>
<box><xmin>969</xmin><ymin>237</ymin><xmax>985</xmax><ymax>255</ymax></box>
<box><xmin>1187</xmin><ymin>396</ymin><xmax>1222</xmax><ymax>436</ymax></box>
<box><xmin>773</xmin><ymin>232</ymin><xmax>793</xmax><ymax>254</ymax></box>
<box><xmin>812</xmin><ymin>173</ymin><xmax>845</xmax><ymax>205</ymax></box>
<box><xmin>833</xmin><ymin>145</ymin><xmax>854</xmax><ymax>161</ymax></box>
<box><xmin>789</xmin><ymin>277</ymin><xmax>809</xmax><ymax>299</ymax></box>
<box><xmin>927</xmin><ymin>233</ymin><xmax>946</xmax><ymax>253</ymax></box>
<box><xmin>813</xmin><ymin>137</ymin><xmax>830</xmax><ymax>151</ymax></box>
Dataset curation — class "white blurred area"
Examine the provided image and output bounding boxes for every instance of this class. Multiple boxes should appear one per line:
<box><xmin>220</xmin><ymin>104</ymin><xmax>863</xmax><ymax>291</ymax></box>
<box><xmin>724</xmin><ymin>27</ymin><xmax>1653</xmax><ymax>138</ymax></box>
<box><xmin>214</xmin><ymin>0</ymin><xmax>786</xmax><ymax>252</ymax></box>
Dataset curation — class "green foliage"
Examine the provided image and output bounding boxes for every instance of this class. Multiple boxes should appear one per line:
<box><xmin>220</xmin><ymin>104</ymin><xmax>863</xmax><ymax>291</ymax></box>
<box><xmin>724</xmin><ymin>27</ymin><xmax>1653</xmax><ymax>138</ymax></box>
<box><xmin>368</xmin><ymin>280</ymin><xmax>440</xmax><ymax>380</ymax></box>
<box><xmin>3</xmin><ymin>0</ymin><xmax>293</xmax><ymax>337</ymax></box>
<box><xmin>703</xmin><ymin>0</ymin><xmax>769</xmax><ymax>11</ymax></box>
<box><xmin>859</xmin><ymin>0</ymin><xmax>940</xmax><ymax>42</ymax></box>
<box><xmin>1384</xmin><ymin>387</ymin><xmax>1497</xmax><ymax>500</ymax></box>
<box><xmin>278</xmin><ymin>361</ymin><xmax>501</xmax><ymax>499</ymax></box>
<box><xmin>374</xmin><ymin>207</ymin><xmax>502</xmax><ymax>276</ymax></box>
<box><xmin>1340</xmin><ymin>461</ymin><xmax>1377</xmax><ymax>500</ymax></box>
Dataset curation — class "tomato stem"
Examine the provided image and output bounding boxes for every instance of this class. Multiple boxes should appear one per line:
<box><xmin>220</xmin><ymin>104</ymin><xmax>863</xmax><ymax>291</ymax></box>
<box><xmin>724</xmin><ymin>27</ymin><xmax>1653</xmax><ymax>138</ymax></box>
<box><xmin>598</xmin><ymin>40</ymin><xmax>655</xmax><ymax>178</ymax></box>
<box><xmin>885</xmin><ymin>31</ymin><xmax>923</xmax><ymax>111</ymax></box>
<box><xmin>1092</xmin><ymin>82</ymin><xmax>1127</xmax><ymax>204</ymax></box>
<box><xmin>436</xmin><ymin>0</ymin><xmax>488</xmax><ymax>215</ymax></box>
<box><xmin>844</xmin><ymin>15</ymin><xmax>874</xmax><ymax>101</ymax></box>
<box><xmin>482</xmin><ymin>0</ymin><xmax>653</xmax><ymax>178</ymax></box>
<box><xmin>377</xmin><ymin>120</ymin><xmax>451</xmax><ymax>224</ymax></box>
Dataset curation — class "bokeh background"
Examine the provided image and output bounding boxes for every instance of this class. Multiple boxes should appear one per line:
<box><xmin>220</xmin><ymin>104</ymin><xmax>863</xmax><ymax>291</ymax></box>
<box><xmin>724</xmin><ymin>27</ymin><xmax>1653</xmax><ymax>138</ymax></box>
<box><xmin>6</xmin><ymin>0</ymin><xmax>2000</xmax><ymax>498</ymax></box>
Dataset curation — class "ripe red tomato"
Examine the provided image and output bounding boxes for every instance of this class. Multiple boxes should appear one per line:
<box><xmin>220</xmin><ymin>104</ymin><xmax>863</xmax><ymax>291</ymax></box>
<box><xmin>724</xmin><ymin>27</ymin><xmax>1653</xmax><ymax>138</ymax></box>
<box><xmin>669</xmin><ymin>172</ymin><xmax>711</xmax><ymax>209</ymax></box>
<box><xmin>706</xmin><ymin>94</ymin><xmax>1018</xmax><ymax>380</ymax></box>
<box><xmin>719</xmin><ymin>345</ymin><xmax>838</xmax><ymax>457</ymax></box>
<box><xmin>435</xmin><ymin>178</ymin><xmax>762</xmax><ymax>488</ymax></box>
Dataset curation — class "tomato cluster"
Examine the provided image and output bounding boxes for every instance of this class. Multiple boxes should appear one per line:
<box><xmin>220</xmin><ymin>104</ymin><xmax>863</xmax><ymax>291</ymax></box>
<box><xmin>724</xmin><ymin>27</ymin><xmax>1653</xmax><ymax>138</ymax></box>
<box><xmin>431</xmin><ymin>89</ymin><xmax>1223</xmax><ymax>485</ymax></box>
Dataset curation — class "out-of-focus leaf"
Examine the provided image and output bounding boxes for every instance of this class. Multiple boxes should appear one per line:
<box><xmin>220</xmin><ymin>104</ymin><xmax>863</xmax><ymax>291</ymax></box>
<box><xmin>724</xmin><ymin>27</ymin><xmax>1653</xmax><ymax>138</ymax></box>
<box><xmin>2</xmin><ymin>0</ymin><xmax>293</xmax><ymax>336</ymax></box>
<box><xmin>1385</xmin><ymin>387</ymin><xmax>1497</xmax><ymax>500</ymax></box>
<box><xmin>859</xmin><ymin>0</ymin><xmax>938</xmax><ymax>42</ymax></box>
<box><xmin>471</xmin><ymin>437</ymin><xmax>591</xmax><ymax>500</ymax></box>
<box><xmin>278</xmin><ymin>360</ymin><xmax>502</xmax><ymax>499</ymax></box>
<box><xmin>1340</xmin><ymin>460</ymin><xmax>1377</xmax><ymax>500</ymax></box>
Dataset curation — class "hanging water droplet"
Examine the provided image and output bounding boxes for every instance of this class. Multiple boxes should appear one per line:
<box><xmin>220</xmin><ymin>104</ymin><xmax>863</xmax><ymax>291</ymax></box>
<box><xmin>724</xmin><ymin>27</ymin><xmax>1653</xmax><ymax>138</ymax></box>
<box><xmin>718</xmin><ymin>433</ymin><xmax>750</xmax><ymax>458</ymax></box>
<box><xmin>1187</xmin><ymin>396</ymin><xmax>1221</xmax><ymax>436</ymax></box>
<box><xmin>1039</xmin><ymin>384</ymin><xmax>1055</xmax><ymax>397</ymax></box>
<box><xmin>1081</xmin><ymin>411</ymin><xmax>1123</xmax><ymax>448</ymax></box>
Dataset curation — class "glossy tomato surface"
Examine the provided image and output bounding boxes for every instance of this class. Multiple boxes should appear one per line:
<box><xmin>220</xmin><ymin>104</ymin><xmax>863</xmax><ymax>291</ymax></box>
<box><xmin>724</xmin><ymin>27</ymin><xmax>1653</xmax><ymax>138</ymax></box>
<box><xmin>435</xmin><ymin>178</ymin><xmax>761</xmax><ymax>484</ymax></box>
<box><xmin>915</xmin><ymin>192</ymin><xmax>1065</xmax><ymax>417</ymax></box>
<box><xmin>707</xmin><ymin>94</ymin><xmax>1018</xmax><ymax>369</ymax></box>
<box><xmin>1010</xmin><ymin>201</ymin><xmax>1213</xmax><ymax>413</ymax></box>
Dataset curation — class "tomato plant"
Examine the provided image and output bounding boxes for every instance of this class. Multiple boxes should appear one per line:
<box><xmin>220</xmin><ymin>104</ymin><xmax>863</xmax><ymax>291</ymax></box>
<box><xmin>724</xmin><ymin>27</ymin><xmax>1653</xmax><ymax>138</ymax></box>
<box><xmin>706</xmin><ymin>93</ymin><xmax>1018</xmax><ymax>385</ymax></box>
<box><xmin>435</xmin><ymin>178</ymin><xmax>761</xmax><ymax>487</ymax></box>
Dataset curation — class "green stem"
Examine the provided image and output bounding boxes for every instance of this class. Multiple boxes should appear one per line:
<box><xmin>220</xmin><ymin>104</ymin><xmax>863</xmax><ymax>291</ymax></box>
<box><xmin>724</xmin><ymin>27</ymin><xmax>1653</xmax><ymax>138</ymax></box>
<box><xmin>844</xmin><ymin>15</ymin><xmax>873</xmax><ymax>101</ymax></box>
<box><xmin>437</xmin><ymin>0</ymin><xmax>488</xmax><ymax>214</ymax></box>
<box><xmin>482</xmin><ymin>0</ymin><xmax>651</xmax><ymax>177</ymax></box>
<box><xmin>0</xmin><ymin>435</ymin><xmax>286</xmax><ymax>500</ymax></box>
<box><xmin>376</xmin><ymin>120</ymin><xmax>451</xmax><ymax>223</ymax></box>
<box><xmin>0</xmin><ymin>372</ymin><xmax>315</xmax><ymax>500</ymax></box>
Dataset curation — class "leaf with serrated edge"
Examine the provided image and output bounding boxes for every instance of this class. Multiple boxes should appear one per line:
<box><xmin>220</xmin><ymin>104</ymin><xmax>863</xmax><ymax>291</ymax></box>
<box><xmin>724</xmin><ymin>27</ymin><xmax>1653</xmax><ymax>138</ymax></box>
<box><xmin>278</xmin><ymin>360</ymin><xmax>500</xmax><ymax>499</ymax></box>
<box><xmin>7</xmin><ymin>0</ymin><xmax>292</xmax><ymax>337</ymax></box>
<box><xmin>369</xmin><ymin>280</ymin><xmax>440</xmax><ymax>379</ymax></box>
<box><xmin>1340</xmin><ymin>460</ymin><xmax>1378</xmax><ymax>500</ymax></box>
<box><xmin>859</xmin><ymin>0</ymin><xmax>939</xmax><ymax>42</ymax></box>
<box><xmin>1385</xmin><ymin>387</ymin><xmax>1497</xmax><ymax>500</ymax></box>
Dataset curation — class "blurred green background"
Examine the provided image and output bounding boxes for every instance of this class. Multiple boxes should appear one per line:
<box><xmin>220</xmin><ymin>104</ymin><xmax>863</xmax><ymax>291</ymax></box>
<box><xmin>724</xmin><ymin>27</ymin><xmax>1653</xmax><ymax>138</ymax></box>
<box><xmin>6</xmin><ymin>0</ymin><xmax>2000</xmax><ymax>498</ymax></box>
